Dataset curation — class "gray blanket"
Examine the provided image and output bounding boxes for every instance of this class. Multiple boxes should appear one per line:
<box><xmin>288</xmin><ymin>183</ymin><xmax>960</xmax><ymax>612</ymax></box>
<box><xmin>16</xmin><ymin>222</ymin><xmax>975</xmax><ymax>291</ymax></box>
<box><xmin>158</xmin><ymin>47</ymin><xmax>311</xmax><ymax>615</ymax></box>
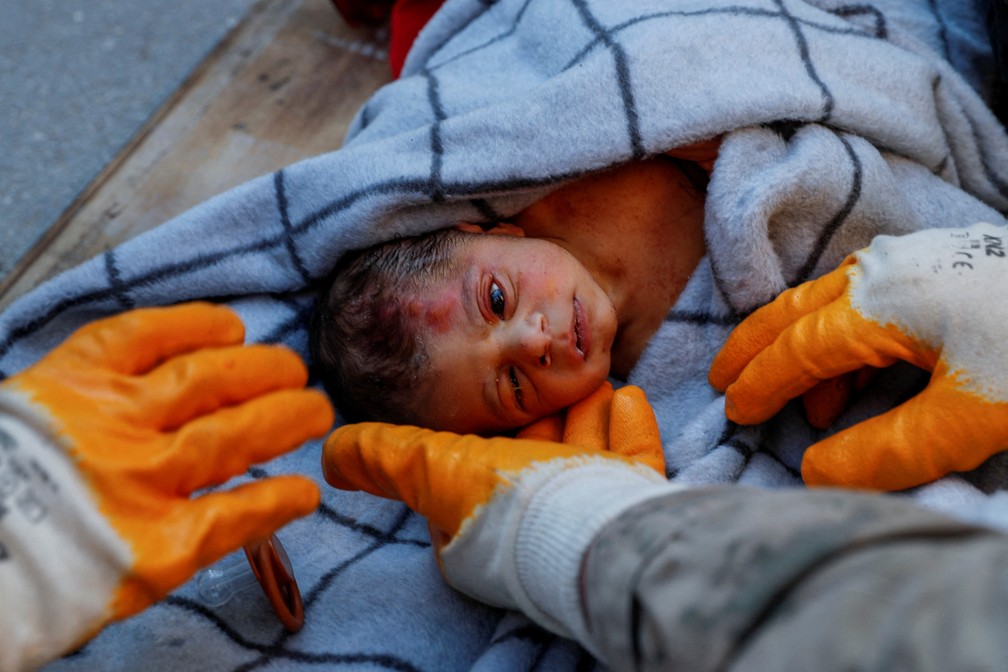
<box><xmin>1</xmin><ymin>0</ymin><xmax>1005</xmax><ymax>669</ymax></box>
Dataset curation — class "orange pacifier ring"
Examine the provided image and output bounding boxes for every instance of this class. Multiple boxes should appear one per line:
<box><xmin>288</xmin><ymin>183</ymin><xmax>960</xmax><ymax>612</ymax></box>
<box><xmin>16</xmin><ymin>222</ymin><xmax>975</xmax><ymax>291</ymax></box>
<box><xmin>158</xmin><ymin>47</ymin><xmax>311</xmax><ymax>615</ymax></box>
<box><xmin>243</xmin><ymin>533</ymin><xmax>305</xmax><ymax>632</ymax></box>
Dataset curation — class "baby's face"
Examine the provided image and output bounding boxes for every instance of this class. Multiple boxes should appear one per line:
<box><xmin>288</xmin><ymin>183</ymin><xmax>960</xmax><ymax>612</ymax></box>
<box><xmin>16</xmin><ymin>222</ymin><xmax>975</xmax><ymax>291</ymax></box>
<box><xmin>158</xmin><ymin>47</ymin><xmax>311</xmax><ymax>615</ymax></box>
<box><xmin>411</xmin><ymin>234</ymin><xmax>617</xmax><ymax>434</ymax></box>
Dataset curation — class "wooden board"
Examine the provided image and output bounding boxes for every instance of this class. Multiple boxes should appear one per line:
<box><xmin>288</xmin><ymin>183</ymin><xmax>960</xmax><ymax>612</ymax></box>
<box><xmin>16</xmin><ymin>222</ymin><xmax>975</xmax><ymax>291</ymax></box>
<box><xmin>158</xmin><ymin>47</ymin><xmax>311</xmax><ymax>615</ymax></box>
<box><xmin>0</xmin><ymin>0</ymin><xmax>391</xmax><ymax>312</ymax></box>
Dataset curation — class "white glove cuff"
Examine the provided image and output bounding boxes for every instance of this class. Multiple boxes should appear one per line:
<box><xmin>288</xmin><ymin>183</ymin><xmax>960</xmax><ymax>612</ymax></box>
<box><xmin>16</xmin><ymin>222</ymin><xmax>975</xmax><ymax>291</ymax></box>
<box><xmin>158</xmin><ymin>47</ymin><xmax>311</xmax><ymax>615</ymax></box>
<box><xmin>514</xmin><ymin>461</ymin><xmax>674</xmax><ymax>651</ymax></box>
<box><xmin>440</xmin><ymin>454</ymin><xmax>672</xmax><ymax>660</ymax></box>
<box><xmin>0</xmin><ymin>391</ymin><xmax>129</xmax><ymax>672</ymax></box>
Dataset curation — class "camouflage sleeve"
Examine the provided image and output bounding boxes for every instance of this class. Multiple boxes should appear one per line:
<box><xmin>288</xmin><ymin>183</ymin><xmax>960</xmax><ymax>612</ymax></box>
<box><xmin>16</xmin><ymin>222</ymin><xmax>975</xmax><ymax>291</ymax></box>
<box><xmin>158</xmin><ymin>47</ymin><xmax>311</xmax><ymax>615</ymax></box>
<box><xmin>581</xmin><ymin>486</ymin><xmax>1008</xmax><ymax>671</ymax></box>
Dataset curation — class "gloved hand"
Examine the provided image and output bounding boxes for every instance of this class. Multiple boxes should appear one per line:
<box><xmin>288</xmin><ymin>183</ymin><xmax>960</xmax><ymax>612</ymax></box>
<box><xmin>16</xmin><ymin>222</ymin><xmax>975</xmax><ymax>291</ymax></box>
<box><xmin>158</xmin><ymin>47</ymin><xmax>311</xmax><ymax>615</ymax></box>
<box><xmin>0</xmin><ymin>303</ymin><xmax>333</xmax><ymax>672</ymax></box>
<box><xmin>514</xmin><ymin>382</ymin><xmax>666</xmax><ymax>474</ymax></box>
<box><xmin>322</xmin><ymin>382</ymin><xmax>668</xmax><ymax>640</ymax></box>
<box><xmin>709</xmin><ymin>223</ymin><xmax>1008</xmax><ymax>490</ymax></box>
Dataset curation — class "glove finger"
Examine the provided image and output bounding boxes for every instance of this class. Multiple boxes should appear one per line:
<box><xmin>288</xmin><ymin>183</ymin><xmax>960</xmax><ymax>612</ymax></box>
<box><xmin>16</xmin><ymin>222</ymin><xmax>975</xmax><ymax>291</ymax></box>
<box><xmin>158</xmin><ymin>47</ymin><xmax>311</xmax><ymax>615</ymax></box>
<box><xmin>322</xmin><ymin>422</ymin><xmax>589</xmax><ymax>537</ymax></box>
<box><xmin>801</xmin><ymin>367</ymin><xmax>880</xmax><ymax>429</ymax></box>
<box><xmin>323</xmin><ymin>423</ymin><xmax>497</xmax><ymax>535</ymax></box>
<box><xmin>516</xmin><ymin>412</ymin><xmax>565</xmax><ymax>442</ymax></box>
<box><xmin>608</xmin><ymin>386</ymin><xmax>665</xmax><ymax>474</ymax></box>
<box><xmin>165</xmin><ymin>388</ymin><xmax>334</xmax><ymax>493</ymax></box>
<box><xmin>185</xmin><ymin>476</ymin><xmax>321</xmax><ymax>566</ymax></box>
<box><xmin>562</xmin><ymin>382</ymin><xmax>614</xmax><ymax>452</ymax></box>
<box><xmin>112</xmin><ymin>475</ymin><xmax>319</xmax><ymax>618</ymax></box>
<box><xmin>802</xmin><ymin>367</ymin><xmax>1008</xmax><ymax>490</ymax></box>
<box><xmin>709</xmin><ymin>259</ymin><xmax>853</xmax><ymax>391</ymax></box>
<box><xmin>140</xmin><ymin>344</ymin><xmax>310</xmax><ymax>429</ymax></box>
<box><xmin>801</xmin><ymin>372</ymin><xmax>856</xmax><ymax>429</ymax></box>
<box><xmin>723</xmin><ymin>298</ymin><xmax>920</xmax><ymax>425</ymax></box>
<box><xmin>60</xmin><ymin>303</ymin><xmax>246</xmax><ymax>375</ymax></box>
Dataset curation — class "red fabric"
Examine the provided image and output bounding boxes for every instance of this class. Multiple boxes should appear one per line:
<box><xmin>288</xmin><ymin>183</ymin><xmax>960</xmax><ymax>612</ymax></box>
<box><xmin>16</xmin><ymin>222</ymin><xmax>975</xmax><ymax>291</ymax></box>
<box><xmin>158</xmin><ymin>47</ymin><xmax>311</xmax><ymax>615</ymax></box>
<box><xmin>329</xmin><ymin>0</ymin><xmax>444</xmax><ymax>78</ymax></box>
<box><xmin>389</xmin><ymin>0</ymin><xmax>445</xmax><ymax>77</ymax></box>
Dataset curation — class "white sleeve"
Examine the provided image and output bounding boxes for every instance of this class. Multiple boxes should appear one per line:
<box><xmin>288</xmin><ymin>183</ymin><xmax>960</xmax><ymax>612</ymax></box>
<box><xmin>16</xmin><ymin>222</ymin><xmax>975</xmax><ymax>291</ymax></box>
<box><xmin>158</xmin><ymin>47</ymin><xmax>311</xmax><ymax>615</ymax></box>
<box><xmin>0</xmin><ymin>395</ymin><xmax>131</xmax><ymax>672</ymax></box>
<box><xmin>438</xmin><ymin>456</ymin><xmax>675</xmax><ymax>658</ymax></box>
<box><xmin>514</xmin><ymin>461</ymin><xmax>679</xmax><ymax>650</ymax></box>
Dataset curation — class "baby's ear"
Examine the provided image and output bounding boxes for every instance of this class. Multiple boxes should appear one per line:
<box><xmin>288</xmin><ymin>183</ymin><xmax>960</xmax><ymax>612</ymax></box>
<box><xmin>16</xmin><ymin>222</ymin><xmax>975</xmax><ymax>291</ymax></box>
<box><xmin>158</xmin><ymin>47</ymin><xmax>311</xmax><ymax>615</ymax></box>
<box><xmin>455</xmin><ymin>222</ymin><xmax>525</xmax><ymax>237</ymax></box>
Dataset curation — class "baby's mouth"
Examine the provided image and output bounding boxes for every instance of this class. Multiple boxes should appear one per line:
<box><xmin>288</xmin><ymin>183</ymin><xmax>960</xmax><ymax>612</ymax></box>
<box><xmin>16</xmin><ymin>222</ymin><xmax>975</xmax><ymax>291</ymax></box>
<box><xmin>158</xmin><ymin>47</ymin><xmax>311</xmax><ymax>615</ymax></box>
<box><xmin>573</xmin><ymin>298</ymin><xmax>590</xmax><ymax>360</ymax></box>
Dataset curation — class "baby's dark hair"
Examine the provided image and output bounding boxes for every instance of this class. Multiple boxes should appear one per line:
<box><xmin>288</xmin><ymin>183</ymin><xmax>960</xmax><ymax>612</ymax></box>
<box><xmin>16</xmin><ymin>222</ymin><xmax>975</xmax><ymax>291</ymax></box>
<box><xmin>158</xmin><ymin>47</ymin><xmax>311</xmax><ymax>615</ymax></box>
<box><xmin>309</xmin><ymin>228</ymin><xmax>475</xmax><ymax>425</ymax></box>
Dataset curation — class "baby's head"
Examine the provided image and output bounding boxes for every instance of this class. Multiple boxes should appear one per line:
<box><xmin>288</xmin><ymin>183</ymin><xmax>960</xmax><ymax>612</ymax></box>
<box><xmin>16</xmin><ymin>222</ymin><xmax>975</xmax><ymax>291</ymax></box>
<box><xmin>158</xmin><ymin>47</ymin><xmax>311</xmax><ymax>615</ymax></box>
<box><xmin>310</xmin><ymin>227</ymin><xmax>616</xmax><ymax>434</ymax></box>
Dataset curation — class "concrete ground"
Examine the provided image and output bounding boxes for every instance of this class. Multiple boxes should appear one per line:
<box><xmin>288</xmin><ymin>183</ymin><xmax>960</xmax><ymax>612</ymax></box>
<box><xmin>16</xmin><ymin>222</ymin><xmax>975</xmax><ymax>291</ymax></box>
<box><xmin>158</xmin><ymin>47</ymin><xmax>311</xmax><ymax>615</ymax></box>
<box><xmin>0</xmin><ymin>0</ymin><xmax>261</xmax><ymax>284</ymax></box>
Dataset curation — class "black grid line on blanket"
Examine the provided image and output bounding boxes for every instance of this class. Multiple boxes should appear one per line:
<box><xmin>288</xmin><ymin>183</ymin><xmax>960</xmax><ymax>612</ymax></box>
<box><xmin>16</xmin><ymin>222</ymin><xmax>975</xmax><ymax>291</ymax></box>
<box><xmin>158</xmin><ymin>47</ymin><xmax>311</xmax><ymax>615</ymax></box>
<box><xmin>487</xmin><ymin>624</ymin><xmax>564</xmax><ymax>669</ymax></box>
<box><xmin>68</xmin><ymin>496</ymin><xmax>435</xmax><ymax>672</ymax></box>
<box><xmin>53</xmin><ymin>449</ymin><xmax>590</xmax><ymax>671</ymax></box>
<box><xmin>194</xmin><ymin>506</ymin><xmax>427</xmax><ymax>672</ymax></box>
<box><xmin>553</xmin><ymin>1</ymin><xmax>905</xmax><ymax>125</ymax></box>
<box><xmin>791</xmin><ymin>133</ymin><xmax>864</xmax><ymax>286</ymax></box>
<box><xmin>260</xmin><ymin>296</ymin><xmax>315</xmax><ymax>346</ymax></box>
<box><xmin>701</xmin><ymin>123</ymin><xmax>868</xmax><ymax>319</ymax></box>
<box><xmin>103</xmin><ymin>249</ymin><xmax>135</xmax><ymax>311</ymax></box>
<box><xmin>420</xmin><ymin>0</ymin><xmax>530</xmax><ymax>73</ymax></box>
<box><xmin>424</xmin><ymin>71</ymin><xmax>449</xmax><ymax>203</ymax></box>
<box><xmin>570</xmin><ymin>0</ymin><xmax>646</xmax><ymax>160</ymax></box>
<box><xmin>276</xmin><ymin>171</ymin><xmax>313</xmax><ymax>285</ymax></box>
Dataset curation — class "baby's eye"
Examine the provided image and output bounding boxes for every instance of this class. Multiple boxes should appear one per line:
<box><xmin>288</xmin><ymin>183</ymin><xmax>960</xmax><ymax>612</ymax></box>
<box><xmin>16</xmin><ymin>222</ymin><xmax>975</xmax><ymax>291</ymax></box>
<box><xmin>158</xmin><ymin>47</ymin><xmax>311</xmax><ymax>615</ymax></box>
<box><xmin>509</xmin><ymin>366</ymin><xmax>524</xmax><ymax>410</ymax></box>
<box><xmin>489</xmin><ymin>281</ymin><xmax>506</xmax><ymax>318</ymax></box>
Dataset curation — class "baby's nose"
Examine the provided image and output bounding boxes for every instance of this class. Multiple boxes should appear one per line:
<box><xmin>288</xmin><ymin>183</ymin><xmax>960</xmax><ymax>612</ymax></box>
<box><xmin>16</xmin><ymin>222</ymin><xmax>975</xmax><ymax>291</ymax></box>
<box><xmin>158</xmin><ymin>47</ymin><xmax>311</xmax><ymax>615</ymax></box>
<box><xmin>517</xmin><ymin>313</ymin><xmax>550</xmax><ymax>367</ymax></box>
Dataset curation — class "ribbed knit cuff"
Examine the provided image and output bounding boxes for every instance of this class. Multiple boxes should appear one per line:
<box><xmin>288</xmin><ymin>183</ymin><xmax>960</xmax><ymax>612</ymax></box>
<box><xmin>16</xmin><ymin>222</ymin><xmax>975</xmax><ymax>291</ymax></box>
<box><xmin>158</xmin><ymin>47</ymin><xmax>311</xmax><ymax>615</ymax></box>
<box><xmin>514</xmin><ymin>460</ymin><xmax>673</xmax><ymax>652</ymax></box>
<box><xmin>0</xmin><ymin>391</ymin><xmax>131</xmax><ymax>672</ymax></box>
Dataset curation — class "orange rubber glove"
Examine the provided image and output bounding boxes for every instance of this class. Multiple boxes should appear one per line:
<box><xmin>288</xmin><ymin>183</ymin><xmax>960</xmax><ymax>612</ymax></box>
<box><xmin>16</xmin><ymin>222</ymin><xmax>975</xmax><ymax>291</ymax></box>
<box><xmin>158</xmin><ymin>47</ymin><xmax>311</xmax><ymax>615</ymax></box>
<box><xmin>322</xmin><ymin>382</ymin><xmax>670</xmax><ymax>642</ymax></box>
<box><xmin>0</xmin><ymin>303</ymin><xmax>333</xmax><ymax>672</ymax></box>
<box><xmin>709</xmin><ymin>223</ymin><xmax>1008</xmax><ymax>491</ymax></box>
<box><xmin>513</xmin><ymin>382</ymin><xmax>666</xmax><ymax>474</ymax></box>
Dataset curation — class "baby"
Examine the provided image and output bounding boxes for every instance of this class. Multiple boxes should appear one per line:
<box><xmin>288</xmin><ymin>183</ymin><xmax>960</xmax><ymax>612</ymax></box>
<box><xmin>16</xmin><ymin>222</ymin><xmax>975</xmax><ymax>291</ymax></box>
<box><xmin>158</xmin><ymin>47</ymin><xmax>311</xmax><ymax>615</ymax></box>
<box><xmin>310</xmin><ymin>153</ymin><xmax>712</xmax><ymax>434</ymax></box>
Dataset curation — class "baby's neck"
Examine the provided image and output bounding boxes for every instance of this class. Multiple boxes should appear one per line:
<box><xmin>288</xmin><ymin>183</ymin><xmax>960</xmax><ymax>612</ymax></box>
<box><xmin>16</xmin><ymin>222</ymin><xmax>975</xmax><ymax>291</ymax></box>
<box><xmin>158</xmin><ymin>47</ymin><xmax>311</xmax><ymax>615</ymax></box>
<box><xmin>606</xmin><ymin>229</ymin><xmax>703</xmax><ymax>378</ymax></box>
<box><xmin>515</xmin><ymin>156</ymin><xmax>708</xmax><ymax>379</ymax></box>
<box><xmin>587</xmin><ymin>178</ymin><xmax>706</xmax><ymax>378</ymax></box>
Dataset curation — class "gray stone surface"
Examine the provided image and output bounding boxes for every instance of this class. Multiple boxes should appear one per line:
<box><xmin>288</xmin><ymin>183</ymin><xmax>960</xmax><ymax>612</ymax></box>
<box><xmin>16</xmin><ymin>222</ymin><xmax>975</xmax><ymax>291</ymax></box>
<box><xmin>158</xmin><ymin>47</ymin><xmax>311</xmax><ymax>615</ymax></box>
<box><xmin>0</xmin><ymin>0</ymin><xmax>259</xmax><ymax>282</ymax></box>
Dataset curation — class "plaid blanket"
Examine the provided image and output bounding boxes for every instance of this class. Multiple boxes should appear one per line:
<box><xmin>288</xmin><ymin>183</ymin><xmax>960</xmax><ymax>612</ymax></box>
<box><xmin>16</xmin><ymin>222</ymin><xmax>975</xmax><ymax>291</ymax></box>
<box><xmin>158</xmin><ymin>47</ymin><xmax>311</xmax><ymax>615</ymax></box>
<box><xmin>0</xmin><ymin>0</ymin><xmax>1004</xmax><ymax>669</ymax></box>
